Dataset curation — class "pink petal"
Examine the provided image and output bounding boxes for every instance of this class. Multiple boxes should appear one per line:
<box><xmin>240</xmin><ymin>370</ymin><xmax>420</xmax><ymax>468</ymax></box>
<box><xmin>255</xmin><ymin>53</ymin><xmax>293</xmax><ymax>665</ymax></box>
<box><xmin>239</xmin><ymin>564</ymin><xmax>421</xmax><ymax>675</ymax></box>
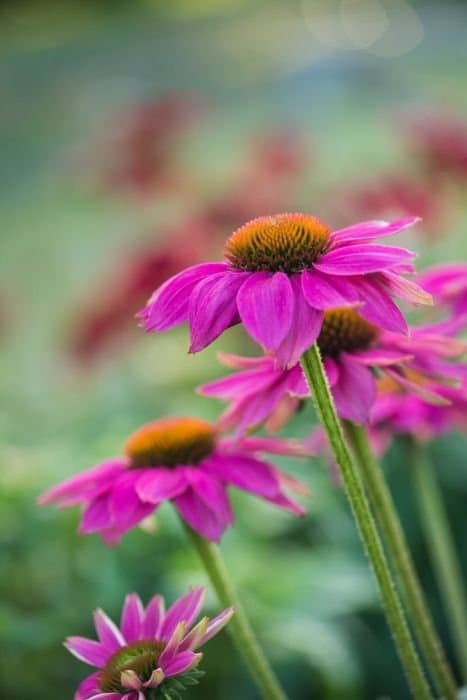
<box><xmin>93</xmin><ymin>609</ymin><xmax>125</xmax><ymax>652</ymax></box>
<box><xmin>323</xmin><ymin>357</ymin><xmax>339</xmax><ymax>387</ymax></box>
<box><xmin>135</xmin><ymin>469</ymin><xmax>187</xmax><ymax>504</ymax></box>
<box><xmin>187</xmin><ymin>470</ymin><xmax>234</xmax><ymax>527</ymax></box>
<box><xmin>237</xmin><ymin>435</ymin><xmax>312</xmax><ymax>457</ymax></box>
<box><xmin>264</xmin><ymin>490</ymin><xmax>306</xmax><ymax>516</ymax></box>
<box><xmin>173</xmin><ymin>488</ymin><xmax>228</xmax><ymax>542</ymax></box>
<box><xmin>38</xmin><ymin>461</ymin><xmax>125</xmax><ymax>507</ymax></box>
<box><xmin>352</xmin><ymin>275</ymin><xmax>408</xmax><ymax>333</ymax></box>
<box><xmin>197</xmin><ymin>364</ymin><xmax>275</xmax><ymax>400</ymax></box>
<box><xmin>87</xmin><ymin>694</ymin><xmax>122</xmax><ymax>700</ymax></box>
<box><xmin>315</xmin><ymin>244</ymin><xmax>415</xmax><ymax>275</ymax></box>
<box><xmin>208</xmin><ymin>454</ymin><xmax>279</xmax><ymax>498</ymax></box>
<box><xmin>216</xmin><ymin>352</ymin><xmax>268</xmax><ymax>369</ymax></box>
<box><xmin>163</xmin><ymin>651</ymin><xmax>202</xmax><ymax>677</ymax></box>
<box><xmin>236</xmin><ymin>272</ymin><xmax>294</xmax><ymax>350</ymax></box>
<box><xmin>301</xmin><ymin>269</ymin><xmax>358</xmax><ymax>309</ymax></box>
<box><xmin>139</xmin><ymin>263</ymin><xmax>228</xmax><ymax>332</ymax></box>
<box><xmin>75</xmin><ymin>672</ymin><xmax>100</xmax><ymax>700</ymax></box>
<box><xmin>188</xmin><ymin>271</ymin><xmax>247</xmax><ymax>352</ymax></box>
<box><xmin>160</xmin><ymin>587</ymin><xmax>206</xmax><ymax>641</ymax></box>
<box><xmin>275</xmin><ymin>276</ymin><xmax>323</xmax><ymax>368</ymax></box>
<box><xmin>109</xmin><ymin>476</ymin><xmax>156</xmax><ymax>534</ymax></box>
<box><xmin>65</xmin><ymin>637</ymin><xmax>108</xmax><ymax>668</ymax></box>
<box><xmin>120</xmin><ymin>594</ymin><xmax>144</xmax><ymax>643</ymax></box>
<box><xmin>351</xmin><ymin>348</ymin><xmax>413</xmax><ymax>367</ymax></box>
<box><xmin>380</xmin><ymin>270</ymin><xmax>433</xmax><ymax>306</ymax></box>
<box><xmin>331</xmin><ymin>217</ymin><xmax>419</xmax><ymax>245</ymax></box>
<box><xmin>159</xmin><ymin>622</ymin><xmax>186</xmax><ymax>665</ymax></box>
<box><xmin>331</xmin><ymin>356</ymin><xmax>376</xmax><ymax>424</ymax></box>
<box><xmin>79</xmin><ymin>494</ymin><xmax>113</xmax><ymax>534</ymax></box>
<box><xmin>142</xmin><ymin>595</ymin><xmax>165</xmax><ymax>639</ymax></box>
<box><xmin>199</xmin><ymin>608</ymin><xmax>235</xmax><ymax>646</ymax></box>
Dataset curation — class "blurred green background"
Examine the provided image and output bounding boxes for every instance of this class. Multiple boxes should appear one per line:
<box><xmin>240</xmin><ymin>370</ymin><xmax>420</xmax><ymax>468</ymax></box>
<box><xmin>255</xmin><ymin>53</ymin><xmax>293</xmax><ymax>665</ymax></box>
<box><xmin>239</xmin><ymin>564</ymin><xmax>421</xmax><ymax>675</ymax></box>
<box><xmin>1</xmin><ymin>1</ymin><xmax>466</xmax><ymax>698</ymax></box>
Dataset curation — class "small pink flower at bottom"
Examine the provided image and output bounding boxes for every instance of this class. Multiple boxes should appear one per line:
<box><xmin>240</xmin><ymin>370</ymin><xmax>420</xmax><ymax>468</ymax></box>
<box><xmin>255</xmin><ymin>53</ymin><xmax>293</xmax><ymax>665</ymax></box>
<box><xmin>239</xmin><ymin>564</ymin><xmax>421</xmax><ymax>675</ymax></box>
<box><xmin>38</xmin><ymin>417</ymin><xmax>309</xmax><ymax>544</ymax></box>
<box><xmin>199</xmin><ymin>308</ymin><xmax>466</xmax><ymax>427</ymax></box>
<box><xmin>139</xmin><ymin>213</ymin><xmax>431</xmax><ymax>368</ymax></box>
<box><xmin>67</xmin><ymin>587</ymin><xmax>233</xmax><ymax>700</ymax></box>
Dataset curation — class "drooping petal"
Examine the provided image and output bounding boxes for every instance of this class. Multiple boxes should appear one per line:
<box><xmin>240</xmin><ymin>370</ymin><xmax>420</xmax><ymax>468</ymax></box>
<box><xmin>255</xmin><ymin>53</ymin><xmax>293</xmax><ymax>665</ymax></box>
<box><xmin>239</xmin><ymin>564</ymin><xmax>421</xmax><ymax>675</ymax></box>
<box><xmin>65</xmin><ymin>637</ymin><xmax>109</xmax><ymax>668</ymax></box>
<box><xmin>79</xmin><ymin>494</ymin><xmax>113</xmax><ymax>534</ymax></box>
<box><xmin>158</xmin><ymin>621</ymin><xmax>186</xmax><ymax>665</ymax></box>
<box><xmin>301</xmin><ymin>269</ymin><xmax>358</xmax><ymax>309</ymax></box>
<box><xmin>331</xmin><ymin>217</ymin><xmax>419</xmax><ymax>245</ymax></box>
<box><xmin>351</xmin><ymin>348</ymin><xmax>413</xmax><ymax>367</ymax></box>
<box><xmin>135</xmin><ymin>469</ymin><xmax>187</xmax><ymax>504</ymax></box>
<box><xmin>138</xmin><ymin>263</ymin><xmax>228</xmax><ymax>332</ymax></box>
<box><xmin>187</xmin><ymin>470</ymin><xmax>234</xmax><ymax>528</ymax></box>
<box><xmin>173</xmin><ymin>489</ymin><xmax>227</xmax><ymax>542</ymax></box>
<box><xmin>352</xmin><ymin>275</ymin><xmax>408</xmax><ymax>333</ymax></box>
<box><xmin>208</xmin><ymin>454</ymin><xmax>280</xmax><ymax>498</ymax></box>
<box><xmin>37</xmin><ymin>461</ymin><xmax>125</xmax><ymax>508</ymax></box>
<box><xmin>188</xmin><ymin>271</ymin><xmax>247</xmax><ymax>352</ymax></box>
<box><xmin>236</xmin><ymin>272</ymin><xmax>294</xmax><ymax>350</ymax></box>
<box><xmin>380</xmin><ymin>270</ymin><xmax>433</xmax><ymax>306</ymax></box>
<box><xmin>323</xmin><ymin>357</ymin><xmax>339</xmax><ymax>387</ymax></box>
<box><xmin>120</xmin><ymin>594</ymin><xmax>144</xmax><ymax>643</ymax></box>
<box><xmin>160</xmin><ymin>587</ymin><xmax>205</xmax><ymax>641</ymax></box>
<box><xmin>331</xmin><ymin>356</ymin><xmax>376</xmax><ymax>424</ymax></box>
<box><xmin>197</xmin><ymin>365</ymin><xmax>275</xmax><ymax>400</ymax></box>
<box><xmin>87</xmin><ymin>694</ymin><xmax>122</xmax><ymax>700</ymax></box>
<box><xmin>163</xmin><ymin>651</ymin><xmax>203</xmax><ymax>677</ymax></box>
<box><xmin>93</xmin><ymin>609</ymin><xmax>126</xmax><ymax>652</ymax></box>
<box><xmin>108</xmin><ymin>473</ymin><xmax>155</xmax><ymax>533</ymax></box>
<box><xmin>315</xmin><ymin>243</ymin><xmax>415</xmax><ymax>275</ymax></box>
<box><xmin>236</xmin><ymin>435</ymin><xmax>312</xmax><ymax>457</ymax></box>
<box><xmin>275</xmin><ymin>276</ymin><xmax>323</xmax><ymax>368</ymax></box>
<box><xmin>142</xmin><ymin>595</ymin><xmax>165</xmax><ymax>639</ymax></box>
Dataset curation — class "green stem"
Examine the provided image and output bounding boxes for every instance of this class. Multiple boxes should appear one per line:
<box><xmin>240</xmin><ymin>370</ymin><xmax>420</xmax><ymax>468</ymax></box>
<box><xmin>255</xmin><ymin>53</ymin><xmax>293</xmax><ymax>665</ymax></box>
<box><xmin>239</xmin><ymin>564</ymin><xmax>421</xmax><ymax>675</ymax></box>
<box><xmin>182</xmin><ymin>522</ymin><xmax>289</xmax><ymax>700</ymax></box>
<box><xmin>301</xmin><ymin>344</ymin><xmax>431</xmax><ymax>700</ymax></box>
<box><xmin>345</xmin><ymin>422</ymin><xmax>457</xmax><ymax>700</ymax></box>
<box><xmin>410</xmin><ymin>439</ymin><xmax>467</xmax><ymax>684</ymax></box>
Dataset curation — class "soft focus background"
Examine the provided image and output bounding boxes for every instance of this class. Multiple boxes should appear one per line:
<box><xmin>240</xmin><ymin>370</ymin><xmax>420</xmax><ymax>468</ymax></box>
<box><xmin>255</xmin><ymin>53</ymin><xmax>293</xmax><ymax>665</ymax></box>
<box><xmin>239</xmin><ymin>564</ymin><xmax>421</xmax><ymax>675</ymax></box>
<box><xmin>1</xmin><ymin>1</ymin><xmax>466</xmax><ymax>698</ymax></box>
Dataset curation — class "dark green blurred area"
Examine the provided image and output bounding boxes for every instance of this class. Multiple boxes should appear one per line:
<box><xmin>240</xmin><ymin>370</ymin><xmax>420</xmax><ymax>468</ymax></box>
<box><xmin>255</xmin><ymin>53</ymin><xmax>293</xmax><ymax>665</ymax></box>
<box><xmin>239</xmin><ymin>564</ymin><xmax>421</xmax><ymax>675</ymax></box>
<box><xmin>1</xmin><ymin>1</ymin><xmax>466</xmax><ymax>699</ymax></box>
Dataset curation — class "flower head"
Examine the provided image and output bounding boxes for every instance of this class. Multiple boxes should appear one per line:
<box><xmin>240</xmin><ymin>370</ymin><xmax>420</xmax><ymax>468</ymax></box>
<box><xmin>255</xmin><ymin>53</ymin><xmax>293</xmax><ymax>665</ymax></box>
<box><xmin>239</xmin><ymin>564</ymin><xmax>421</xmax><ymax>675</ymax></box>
<box><xmin>199</xmin><ymin>308</ymin><xmax>467</xmax><ymax>427</ymax></box>
<box><xmin>38</xmin><ymin>417</ymin><xmax>309</xmax><ymax>544</ymax></box>
<box><xmin>139</xmin><ymin>214</ymin><xmax>430</xmax><ymax>368</ymax></box>
<box><xmin>67</xmin><ymin>587</ymin><xmax>233</xmax><ymax>700</ymax></box>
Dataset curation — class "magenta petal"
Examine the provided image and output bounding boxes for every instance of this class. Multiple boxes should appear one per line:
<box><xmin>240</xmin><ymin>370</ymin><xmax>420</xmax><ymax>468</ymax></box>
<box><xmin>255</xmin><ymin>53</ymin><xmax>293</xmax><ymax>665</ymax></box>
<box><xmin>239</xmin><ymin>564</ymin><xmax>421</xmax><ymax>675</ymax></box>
<box><xmin>275</xmin><ymin>276</ymin><xmax>323</xmax><ymax>368</ymax></box>
<box><xmin>163</xmin><ymin>651</ymin><xmax>202</xmax><ymax>677</ymax></box>
<box><xmin>353</xmin><ymin>276</ymin><xmax>408</xmax><ymax>333</ymax></box>
<box><xmin>135</xmin><ymin>469</ymin><xmax>187</xmax><ymax>504</ymax></box>
<box><xmin>86</xmin><ymin>694</ymin><xmax>122</xmax><ymax>700</ymax></box>
<box><xmin>323</xmin><ymin>357</ymin><xmax>339</xmax><ymax>386</ymax></box>
<box><xmin>109</xmin><ymin>475</ymin><xmax>155</xmax><ymax>533</ymax></box>
<box><xmin>38</xmin><ymin>461</ymin><xmax>125</xmax><ymax>508</ymax></box>
<box><xmin>121</xmin><ymin>594</ymin><xmax>144</xmax><ymax>644</ymax></box>
<box><xmin>93</xmin><ymin>610</ymin><xmax>125</xmax><ymax>652</ymax></box>
<box><xmin>188</xmin><ymin>271</ymin><xmax>246</xmax><ymax>352</ymax></box>
<box><xmin>208</xmin><ymin>454</ymin><xmax>279</xmax><ymax>498</ymax></box>
<box><xmin>301</xmin><ymin>269</ymin><xmax>358</xmax><ymax>310</ymax></box>
<box><xmin>198</xmin><ymin>365</ymin><xmax>274</xmax><ymax>399</ymax></box>
<box><xmin>331</xmin><ymin>356</ymin><xmax>376</xmax><ymax>424</ymax></box>
<box><xmin>160</xmin><ymin>587</ymin><xmax>205</xmax><ymax>641</ymax></box>
<box><xmin>351</xmin><ymin>348</ymin><xmax>413</xmax><ymax>367</ymax></box>
<box><xmin>80</xmin><ymin>494</ymin><xmax>113</xmax><ymax>534</ymax></box>
<box><xmin>142</xmin><ymin>595</ymin><xmax>165</xmax><ymax>639</ymax></box>
<box><xmin>380</xmin><ymin>270</ymin><xmax>433</xmax><ymax>306</ymax></box>
<box><xmin>173</xmin><ymin>489</ymin><xmax>228</xmax><ymax>542</ymax></box>
<box><xmin>187</xmin><ymin>470</ymin><xmax>234</xmax><ymax>526</ymax></box>
<box><xmin>65</xmin><ymin>637</ymin><xmax>109</xmax><ymax>668</ymax></box>
<box><xmin>236</xmin><ymin>272</ymin><xmax>294</xmax><ymax>350</ymax></box>
<box><xmin>237</xmin><ymin>435</ymin><xmax>310</xmax><ymax>457</ymax></box>
<box><xmin>315</xmin><ymin>244</ymin><xmax>415</xmax><ymax>275</ymax></box>
<box><xmin>75</xmin><ymin>672</ymin><xmax>100</xmax><ymax>700</ymax></box>
<box><xmin>331</xmin><ymin>217</ymin><xmax>419</xmax><ymax>245</ymax></box>
<box><xmin>139</xmin><ymin>263</ymin><xmax>228</xmax><ymax>332</ymax></box>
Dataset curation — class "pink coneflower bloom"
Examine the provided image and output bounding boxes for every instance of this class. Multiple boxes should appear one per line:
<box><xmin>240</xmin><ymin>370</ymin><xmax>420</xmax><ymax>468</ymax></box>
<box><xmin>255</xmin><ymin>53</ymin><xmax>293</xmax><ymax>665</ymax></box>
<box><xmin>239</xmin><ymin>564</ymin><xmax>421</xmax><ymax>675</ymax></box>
<box><xmin>139</xmin><ymin>214</ymin><xmax>431</xmax><ymax>368</ymax></box>
<box><xmin>418</xmin><ymin>264</ymin><xmax>467</xmax><ymax>320</ymax></box>
<box><xmin>38</xmin><ymin>417</ymin><xmax>308</xmax><ymax>544</ymax></box>
<box><xmin>67</xmin><ymin>587</ymin><xmax>233</xmax><ymax>700</ymax></box>
<box><xmin>199</xmin><ymin>308</ymin><xmax>467</xmax><ymax>426</ymax></box>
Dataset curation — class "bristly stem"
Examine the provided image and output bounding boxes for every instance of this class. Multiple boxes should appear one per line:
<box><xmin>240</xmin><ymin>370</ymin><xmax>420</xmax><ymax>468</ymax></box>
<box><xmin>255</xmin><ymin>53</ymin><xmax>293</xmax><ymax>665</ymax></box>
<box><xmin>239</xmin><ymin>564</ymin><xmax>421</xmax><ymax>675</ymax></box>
<box><xmin>409</xmin><ymin>438</ymin><xmax>467</xmax><ymax>684</ymax></box>
<box><xmin>345</xmin><ymin>421</ymin><xmax>457</xmax><ymax>700</ymax></box>
<box><xmin>300</xmin><ymin>343</ymin><xmax>431</xmax><ymax>700</ymax></box>
<box><xmin>182</xmin><ymin>521</ymin><xmax>289</xmax><ymax>700</ymax></box>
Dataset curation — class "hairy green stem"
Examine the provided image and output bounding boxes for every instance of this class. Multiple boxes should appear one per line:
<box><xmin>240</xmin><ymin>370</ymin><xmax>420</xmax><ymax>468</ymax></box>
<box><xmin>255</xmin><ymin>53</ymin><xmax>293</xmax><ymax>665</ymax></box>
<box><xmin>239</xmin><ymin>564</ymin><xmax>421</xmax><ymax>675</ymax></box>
<box><xmin>410</xmin><ymin>439</ymin><xmax>467</xmax><ymax>684</ymax></box>
<box><xmin>345</xmin><ymin>421</ymin><xmax>457</xmax><ymax>699</ymax></box>
<box><xmin>183</xmin><ymin>522</ymin><xmax>289</xmax><ymax>700</ymax></box>
<box><xmin>301</xmin><ymin>344</ymin><xmax>431</xmax><ymax>700</ymax></box>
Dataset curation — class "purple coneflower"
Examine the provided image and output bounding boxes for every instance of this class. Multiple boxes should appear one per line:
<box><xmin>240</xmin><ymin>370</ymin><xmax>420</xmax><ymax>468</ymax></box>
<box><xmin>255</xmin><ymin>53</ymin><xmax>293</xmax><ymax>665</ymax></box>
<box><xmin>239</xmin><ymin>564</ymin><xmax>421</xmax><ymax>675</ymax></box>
<box><xmin>199</xmin><ymin>307</ymin><xmax>466</xmax><ymax>426</ymax></box>
<box><xmin>39</xmin><ymin>417</ymin><xmax>308</xmax><ymax>544</ymax></box>
<box><xmin>67</xmin><ymin>587</ymin><xmax>233</xmax><ymax>700</ymax></box>
<box><xmin>139</xmin><ymin>213</ymin><xmax>431</xmax><ymax>367</ymax></box>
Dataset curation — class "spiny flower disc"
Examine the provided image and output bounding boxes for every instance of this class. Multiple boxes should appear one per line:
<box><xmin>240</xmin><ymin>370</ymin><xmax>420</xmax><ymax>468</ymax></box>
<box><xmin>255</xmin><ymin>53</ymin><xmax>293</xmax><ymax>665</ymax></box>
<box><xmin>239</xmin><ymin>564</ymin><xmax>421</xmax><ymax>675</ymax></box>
<box><xmin>125</xmin><ymin>417</ymin><xmax>215</xmax><ymax>469</ymax></box>
<box><xmin>99</xmin><ymin>640</ymin><xmax>165</xmax><ymax>692</ymax></box>
<box><xmin>224</xmin><ymin>213</ymin><xmax>331</xmax><ymax>274</ymax></box>
<box><xmin>318</xmin><ymin>308</ymin><xmax>378</xmax><ymax>359</ymax></box>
